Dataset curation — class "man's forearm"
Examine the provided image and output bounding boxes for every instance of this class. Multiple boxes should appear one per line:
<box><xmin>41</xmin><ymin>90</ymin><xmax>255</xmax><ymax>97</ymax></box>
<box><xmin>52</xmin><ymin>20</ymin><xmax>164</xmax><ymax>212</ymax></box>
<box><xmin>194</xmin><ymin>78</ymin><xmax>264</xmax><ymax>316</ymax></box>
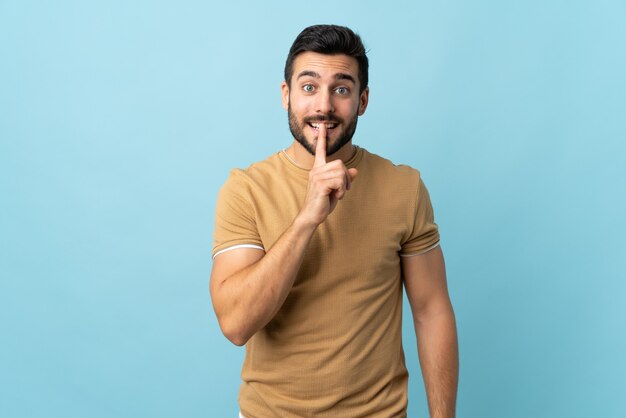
<box><xmin>214</xmin><ymin>216</ymin><xmax>317</xmax><ymax>345</ymax></box>
<box><xmin>415</xmin><ymin>304</ymin><xmax>459</xmax><ymax>418</ymax></box>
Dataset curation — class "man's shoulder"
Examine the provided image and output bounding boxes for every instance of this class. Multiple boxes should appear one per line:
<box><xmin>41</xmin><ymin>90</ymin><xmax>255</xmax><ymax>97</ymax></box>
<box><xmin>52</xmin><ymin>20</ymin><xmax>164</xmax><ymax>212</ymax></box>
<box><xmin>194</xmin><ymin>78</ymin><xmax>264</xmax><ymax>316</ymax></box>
<box><xmin>225</xmin><ymin>151</ymin><xmax>284</xmax><ymax>184</ymax></box>
<box><xmin>361</xmin><ymin>147</ymin><xmax>422</xmax><ymax>182</ymax></box>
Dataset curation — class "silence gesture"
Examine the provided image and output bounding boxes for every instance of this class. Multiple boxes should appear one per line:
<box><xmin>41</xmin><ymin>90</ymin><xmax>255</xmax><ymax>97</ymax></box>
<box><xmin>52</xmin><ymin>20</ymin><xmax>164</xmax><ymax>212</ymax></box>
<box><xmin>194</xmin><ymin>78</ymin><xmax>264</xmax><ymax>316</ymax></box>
<box><xmin>297</xmin><ymin>123</ymin><xmax>358</xmax><ymax>227</ymax></box>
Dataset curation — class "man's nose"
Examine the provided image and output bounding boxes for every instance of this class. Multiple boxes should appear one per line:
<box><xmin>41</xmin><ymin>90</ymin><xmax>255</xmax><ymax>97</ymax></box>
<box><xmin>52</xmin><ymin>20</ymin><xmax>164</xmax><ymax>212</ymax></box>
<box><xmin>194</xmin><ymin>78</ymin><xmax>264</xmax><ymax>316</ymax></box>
<box><xmin>315</xmin><ymin>90</ymin><xmax>335</xmax><ymax>114</ymax></box>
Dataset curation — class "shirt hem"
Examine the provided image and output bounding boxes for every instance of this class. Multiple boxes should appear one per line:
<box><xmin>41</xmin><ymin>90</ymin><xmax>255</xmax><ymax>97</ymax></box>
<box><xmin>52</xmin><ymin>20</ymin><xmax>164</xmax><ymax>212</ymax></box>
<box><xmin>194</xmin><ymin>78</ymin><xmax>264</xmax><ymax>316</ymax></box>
<box><xmin>399</xmin><ymin>241</ymin><xmax>440</xmax><ymax>257</ymax></box>
<box><xmin>213</xmin><ymin>244</ymin><xmax>265</xmax><ymax>259</ymax></box>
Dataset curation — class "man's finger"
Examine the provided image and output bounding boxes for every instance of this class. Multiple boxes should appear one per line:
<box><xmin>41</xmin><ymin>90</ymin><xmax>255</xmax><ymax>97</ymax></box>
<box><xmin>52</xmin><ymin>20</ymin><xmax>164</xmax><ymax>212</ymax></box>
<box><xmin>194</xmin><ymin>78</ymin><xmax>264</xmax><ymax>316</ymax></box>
<box><xmin>346</xmin><ymin>167</ymin><xmax>358</xmax><ymax>190</ymax></box>
<box><xmin>314</xmin><ymin>123</ymin><xmax>327</xmax><ymax>167</ymax></box>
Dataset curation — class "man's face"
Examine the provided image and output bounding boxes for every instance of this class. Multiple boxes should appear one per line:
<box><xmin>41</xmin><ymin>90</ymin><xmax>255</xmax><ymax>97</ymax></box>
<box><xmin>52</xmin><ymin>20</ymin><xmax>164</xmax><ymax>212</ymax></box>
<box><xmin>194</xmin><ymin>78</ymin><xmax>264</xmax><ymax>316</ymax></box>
<box><xmin>282</xmin><ymin>52</ymin><xmax>369</xmax><ymax>156</ymax></box>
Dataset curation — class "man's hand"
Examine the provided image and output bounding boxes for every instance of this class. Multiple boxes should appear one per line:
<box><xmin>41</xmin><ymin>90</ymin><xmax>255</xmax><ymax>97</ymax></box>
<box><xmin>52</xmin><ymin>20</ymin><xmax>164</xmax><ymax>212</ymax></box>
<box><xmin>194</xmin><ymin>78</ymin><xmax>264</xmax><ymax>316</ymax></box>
<box><xmin>297</xmin><ymin>123</ymin><xmax>358</xmax><ymax>227</ymax></box>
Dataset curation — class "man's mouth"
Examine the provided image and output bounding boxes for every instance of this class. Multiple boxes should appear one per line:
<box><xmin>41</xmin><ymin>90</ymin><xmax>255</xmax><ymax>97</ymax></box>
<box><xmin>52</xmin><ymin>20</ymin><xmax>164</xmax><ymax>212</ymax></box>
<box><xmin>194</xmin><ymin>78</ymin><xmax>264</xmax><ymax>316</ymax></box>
<box><xmin>307</xmin><ymin>122</ymin><xmax>338</xmax><ymax>131</ymax></box>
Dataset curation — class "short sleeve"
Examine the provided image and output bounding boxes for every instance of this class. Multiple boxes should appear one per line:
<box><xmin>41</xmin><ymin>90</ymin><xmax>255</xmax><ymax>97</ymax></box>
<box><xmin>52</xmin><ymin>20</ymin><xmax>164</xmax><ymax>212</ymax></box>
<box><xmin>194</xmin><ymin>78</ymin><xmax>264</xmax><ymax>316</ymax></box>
<box><xmin>212</xmin><ymin>169</ymin><xmax>264</xmax><ymax>258</ymax></box>
<box><xmin>400</xmin><ymin>177</ymin><xmax>440</xmax><ymax>256</ymax></box>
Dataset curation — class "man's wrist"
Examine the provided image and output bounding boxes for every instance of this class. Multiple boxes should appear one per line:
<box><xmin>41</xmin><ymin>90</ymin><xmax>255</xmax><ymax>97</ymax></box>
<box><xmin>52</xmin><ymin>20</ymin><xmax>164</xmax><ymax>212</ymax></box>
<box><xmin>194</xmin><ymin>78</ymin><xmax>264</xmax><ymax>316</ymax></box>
<box><xmin>291</xmin><ymin>214</ymin><xmax>319</xmax><ymax>236</ymax></box>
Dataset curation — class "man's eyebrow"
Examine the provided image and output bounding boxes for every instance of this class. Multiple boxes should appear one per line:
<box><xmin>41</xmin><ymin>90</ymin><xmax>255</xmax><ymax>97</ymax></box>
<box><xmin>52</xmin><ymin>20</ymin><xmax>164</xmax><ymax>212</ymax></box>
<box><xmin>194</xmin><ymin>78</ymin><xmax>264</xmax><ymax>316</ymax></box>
<box><xmin>335</xmin><ymin>73</ymin><xmax>356</xmax><ymax>84</ymax></box>
<box><xmin>296</xmin><ymin>71</ymin><xmax>356</xmax><ymax>84</ymax></box>
<box><xmin>297</xmin><ymin>70</ymin><xmax>321</xmax><ymax>79</ymax></box>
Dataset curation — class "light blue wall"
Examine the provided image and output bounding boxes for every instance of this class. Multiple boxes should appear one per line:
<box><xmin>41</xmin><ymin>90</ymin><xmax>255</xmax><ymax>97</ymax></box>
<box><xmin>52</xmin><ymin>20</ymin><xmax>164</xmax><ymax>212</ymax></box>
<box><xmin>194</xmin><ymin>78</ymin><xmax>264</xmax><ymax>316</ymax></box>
<box><xmin>1</xmin><ymin>1</ymin><xmax>624</xmax><ymax>417</ymax></box>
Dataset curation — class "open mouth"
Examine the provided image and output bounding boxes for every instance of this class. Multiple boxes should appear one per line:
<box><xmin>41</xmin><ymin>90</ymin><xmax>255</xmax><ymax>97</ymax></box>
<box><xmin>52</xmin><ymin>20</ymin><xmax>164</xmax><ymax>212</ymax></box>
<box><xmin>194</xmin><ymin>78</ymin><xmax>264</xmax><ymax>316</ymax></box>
<box><xmin>307</xmin><ymin>122</ymin><xmax>338</xmax><ymax>131</ymax></box>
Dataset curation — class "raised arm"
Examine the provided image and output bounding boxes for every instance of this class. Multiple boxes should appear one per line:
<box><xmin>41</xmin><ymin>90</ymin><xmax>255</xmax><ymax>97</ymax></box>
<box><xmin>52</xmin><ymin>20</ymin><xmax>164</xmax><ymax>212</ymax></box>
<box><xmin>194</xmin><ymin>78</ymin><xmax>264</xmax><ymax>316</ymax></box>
<box><xmin>402</xmin><ymin>246</ymin><xmax>459</xmax><ymax>418</ymax></box>
<box><xmin>210</xmin><ymin>219</ymin><xmax>316</xmax><ymax>346</ymax></box>
<box><xmin>210</xmin><ymin>124</ymin><xmax>358</xmax><ymax>346</ymax></box>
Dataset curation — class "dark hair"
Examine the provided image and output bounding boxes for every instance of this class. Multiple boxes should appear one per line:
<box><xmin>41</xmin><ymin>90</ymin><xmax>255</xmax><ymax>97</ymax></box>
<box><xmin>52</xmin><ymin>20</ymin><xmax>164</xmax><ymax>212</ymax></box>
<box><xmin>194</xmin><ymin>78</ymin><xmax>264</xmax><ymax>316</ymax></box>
<box><xmin>284</xmin><ymin>24</ymin><xmax>369</xmax><ymax>93</ymax></box>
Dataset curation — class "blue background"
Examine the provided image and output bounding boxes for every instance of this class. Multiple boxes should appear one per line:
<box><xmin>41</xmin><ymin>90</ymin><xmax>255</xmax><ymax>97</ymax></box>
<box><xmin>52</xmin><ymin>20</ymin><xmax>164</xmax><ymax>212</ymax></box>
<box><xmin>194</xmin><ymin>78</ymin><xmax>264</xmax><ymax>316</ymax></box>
<box><xmin>1</xmin><ymin>1</ymin><xmax>625</xmax><ymax>417</ymax></box>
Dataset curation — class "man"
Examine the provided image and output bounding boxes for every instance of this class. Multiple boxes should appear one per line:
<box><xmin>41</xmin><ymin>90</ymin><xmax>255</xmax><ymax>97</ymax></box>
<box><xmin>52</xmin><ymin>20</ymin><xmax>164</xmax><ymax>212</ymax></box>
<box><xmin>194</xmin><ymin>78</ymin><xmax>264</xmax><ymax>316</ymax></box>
<box><xmin>210</xmin><ymin>24</ymin><xmax>458</xmax><ymax>418</ymax></box>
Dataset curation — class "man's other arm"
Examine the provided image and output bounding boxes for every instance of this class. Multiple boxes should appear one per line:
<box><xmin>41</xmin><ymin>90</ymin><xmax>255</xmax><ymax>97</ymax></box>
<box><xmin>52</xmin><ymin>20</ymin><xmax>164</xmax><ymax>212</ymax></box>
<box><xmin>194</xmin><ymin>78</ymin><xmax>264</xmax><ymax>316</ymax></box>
<box><xmin>402</xmin><ymin>245</ymin><xmax>459</xmax><ymax>418</ymax></box>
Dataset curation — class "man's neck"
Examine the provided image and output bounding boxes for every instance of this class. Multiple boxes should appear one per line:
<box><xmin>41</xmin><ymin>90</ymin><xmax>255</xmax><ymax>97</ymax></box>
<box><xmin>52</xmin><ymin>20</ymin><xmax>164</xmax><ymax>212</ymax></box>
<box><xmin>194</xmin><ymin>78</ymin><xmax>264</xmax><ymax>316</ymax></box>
<box><xmin>286</xmin><ymin>140</ymin><xmax>356</xmax><ymax>169</ymax></box>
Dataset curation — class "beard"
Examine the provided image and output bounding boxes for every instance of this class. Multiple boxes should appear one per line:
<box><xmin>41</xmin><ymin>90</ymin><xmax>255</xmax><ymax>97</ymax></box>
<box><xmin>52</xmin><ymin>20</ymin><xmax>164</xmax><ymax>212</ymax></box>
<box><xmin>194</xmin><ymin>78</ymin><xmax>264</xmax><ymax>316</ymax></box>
<box><xmin>287</xmin><ymin>103</ymin><xmax>359</xmax><ymax>156</ymax></box>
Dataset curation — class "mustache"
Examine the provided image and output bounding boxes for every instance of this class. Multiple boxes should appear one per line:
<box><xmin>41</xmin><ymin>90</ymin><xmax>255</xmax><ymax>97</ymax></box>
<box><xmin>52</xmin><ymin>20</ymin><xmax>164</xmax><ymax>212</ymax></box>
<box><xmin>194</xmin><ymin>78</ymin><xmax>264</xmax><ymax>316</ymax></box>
<box><xmin>303</xmin><ymin>115</ymin><xmax>342</xmax><ymax>124</ymax></box>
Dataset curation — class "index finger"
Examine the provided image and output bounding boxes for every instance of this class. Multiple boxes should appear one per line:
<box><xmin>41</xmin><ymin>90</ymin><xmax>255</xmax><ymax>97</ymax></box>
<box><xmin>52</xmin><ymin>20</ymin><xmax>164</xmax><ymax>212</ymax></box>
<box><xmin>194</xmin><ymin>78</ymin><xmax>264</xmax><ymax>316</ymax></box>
<box><xmin>314</xmin><ymin>123</ymin><xmax>327</xmax><ymax>167</ymax></box>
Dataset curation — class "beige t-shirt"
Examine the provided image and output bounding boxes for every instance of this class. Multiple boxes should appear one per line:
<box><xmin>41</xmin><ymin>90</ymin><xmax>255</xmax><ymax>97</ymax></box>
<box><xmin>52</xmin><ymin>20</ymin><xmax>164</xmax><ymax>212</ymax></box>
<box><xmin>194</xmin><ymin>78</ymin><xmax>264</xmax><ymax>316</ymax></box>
<box><xmin>212</xmin><ymin>147</ymin><xmax>440</xmax><ymax>418</ymax></box>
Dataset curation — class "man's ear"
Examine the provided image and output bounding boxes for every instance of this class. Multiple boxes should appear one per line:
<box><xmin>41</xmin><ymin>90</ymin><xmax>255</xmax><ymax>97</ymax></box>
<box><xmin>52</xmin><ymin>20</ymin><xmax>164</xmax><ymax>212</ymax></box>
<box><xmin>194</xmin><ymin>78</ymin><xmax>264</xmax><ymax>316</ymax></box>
<box><xmin>358</xmin><ymin>86</ymin><xmax>369</xmax><ymax>116</ymax></box>
<box><xmin>281</xmin><ymin>81</ymin><xmax>289</xmax><ymax>110</ymax></box>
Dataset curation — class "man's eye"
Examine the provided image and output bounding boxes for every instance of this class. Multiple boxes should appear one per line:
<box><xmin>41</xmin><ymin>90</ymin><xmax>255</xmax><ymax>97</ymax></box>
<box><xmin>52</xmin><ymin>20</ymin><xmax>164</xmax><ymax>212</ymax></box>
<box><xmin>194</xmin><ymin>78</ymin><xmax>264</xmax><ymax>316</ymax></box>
<box><xmin>335</xmin><ymin>87</ymin><xmax>349</xmax><ymax>95</ymax></box>
<box><xmin>303</xmin><ymin>84</ymin><xmax>315</xmax><ymax>92</ymax></box>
